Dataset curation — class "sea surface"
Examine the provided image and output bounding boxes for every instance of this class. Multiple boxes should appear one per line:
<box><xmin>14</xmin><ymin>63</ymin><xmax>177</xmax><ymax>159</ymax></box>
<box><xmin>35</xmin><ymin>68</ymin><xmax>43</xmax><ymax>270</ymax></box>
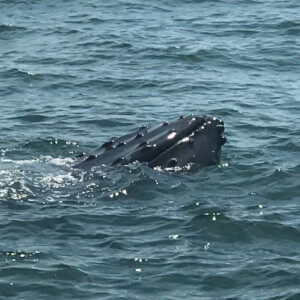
<box><xmin>0</xmin><ymin>0</ymin><xmax>299</xmax><ymax>299</ymax></box>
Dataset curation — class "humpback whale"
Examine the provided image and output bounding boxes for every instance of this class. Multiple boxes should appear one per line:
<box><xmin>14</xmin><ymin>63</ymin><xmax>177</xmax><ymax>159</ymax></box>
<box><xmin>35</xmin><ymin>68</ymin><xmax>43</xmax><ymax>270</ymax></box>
<box><xmin>73</xmin><ymin>115</ymin><xmax>226</xmax><ymax>170</ymax></box>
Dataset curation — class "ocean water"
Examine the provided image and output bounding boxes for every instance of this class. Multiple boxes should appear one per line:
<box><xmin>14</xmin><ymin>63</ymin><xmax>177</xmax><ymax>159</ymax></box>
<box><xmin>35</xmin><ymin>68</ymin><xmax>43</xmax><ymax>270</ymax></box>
<box><xmin>0</xmin><ymin>0</ymin><xmax>299</xmax><ymax>299</ymax></box>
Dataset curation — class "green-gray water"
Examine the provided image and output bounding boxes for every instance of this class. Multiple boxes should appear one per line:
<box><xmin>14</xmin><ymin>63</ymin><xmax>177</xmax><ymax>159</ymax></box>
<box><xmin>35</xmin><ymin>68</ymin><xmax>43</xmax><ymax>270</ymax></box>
<box><xmin>0</xmin><ymin>0</ymin><xmax>299</xmax><ymax>299</ymax></box>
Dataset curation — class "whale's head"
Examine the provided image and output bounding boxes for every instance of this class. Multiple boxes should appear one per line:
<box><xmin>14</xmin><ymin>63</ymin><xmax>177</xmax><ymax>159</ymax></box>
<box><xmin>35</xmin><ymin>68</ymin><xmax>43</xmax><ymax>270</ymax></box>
<box><xmin>147</xmin><ymin>115</ymin><xmax>226</xmax><ymax>169</ymax></box>
<box><xmin>73</xmin><ymin>115</ymin><xmax>226</xmax><ymax>171</ymax></box>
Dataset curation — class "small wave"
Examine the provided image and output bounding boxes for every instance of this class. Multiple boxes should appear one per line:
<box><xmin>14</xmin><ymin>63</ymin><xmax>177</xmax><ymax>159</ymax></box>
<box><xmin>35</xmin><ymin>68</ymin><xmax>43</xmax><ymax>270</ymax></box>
<box><xmin>75</xmin><ymin>77</ymin><xmax>163</xmax><ymax>91</ymax></box>
<box><xmin>276</xmin><ymin>20</ymin><xmax>300</xmax><ymax>34</ymax></box>
<box><xmin>45</xmin><ymin>27</ymin><xmax>80</xmax><ymax>36</ymax></box>
<box><xmin>63</xmin><ymin>58</ymin><xmax>97</xmax><ymax>66</ymax></box>
<box><xmin>89</xmin><ymin>17</ymin><xmax>106</xmax><ymax>24</ymax></box>
<box><xmin>78</xmin><ymin>118</ymin><xmax>134</xmax><ymax>127</ymax></box>
<box><xmin>10</xmin><ymin>114</ymin><xmax>49</xmax><ymax>123</ymax></box>
<box><xmin>0</xmin><ymin>68</ymin><xmax>36</xmax><ymax>79</ymax></box>
<box><xmin>0</xmin><ymin>24</ymin><xmax>27</xmax><ymax>41</ymax></box>
<box><xmin>185</xmin><ymin>212</ymin><xmax>300</xmax><ymax>243</ymax></box>
<box><xmin>272</xmin><ymin>140</ymin><xmax>300</xmax><ymax>152</ymax></box>
<box><xmin>0</xmin><ymin>68</ymin><xmax>76</xmax><ymax>82</ymax></box>
<box><xmin>64</xmin><ymin>16</ymin><xmax>105</xmax><ymax>25</ymax></box>
<box><xmin>136</xmin><ymin>45</ymin><xmax>226</xmax><ymax>64</ymax></box>
<box><xmin>0</xmin><ymin>24</ymin><xmax>26</xmax><ymax>32</ymax></box>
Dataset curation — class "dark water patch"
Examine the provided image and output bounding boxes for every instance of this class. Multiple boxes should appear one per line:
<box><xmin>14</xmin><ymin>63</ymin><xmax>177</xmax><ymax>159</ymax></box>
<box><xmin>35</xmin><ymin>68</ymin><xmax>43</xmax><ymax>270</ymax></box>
<box><xmin>0</xmin><ymin>24</ymin><xmax>26</xmax><ymax>32</ymax></box>
<box><xmin>1</xmin><ymin>215</ymin><xmax>82</xmax><ymax>234</ymax></box>
<box><xmin>68</xmin><ymin>104</ymin><xmax>94</xmax><ymax>110</ymax></box>
<box><xmin>272</xmin><ymin>140</ymin><xmax>300</xmax><ymax>152</ymax></box>
<box><xmin>89</xmin><ymin>53</ymin><xmax>116</xmax><ymax>60</ymax></box>
<box><xmin>109</xmin><ymin>42</ymin><xmax>133</xmax><ymax>49</ymax></box>
<box><xmin>275</xmin><ymin>20</ymin><xmax>300</xmax><ymax>35</ymax></box>
<box><xmin>77</xmin><ymin>40</ymin><xmax>116</xmax><ymax>48</ymax></box>
<box><xmin>262</xmin><ymin>182</ymin><xmax>300</xmax><ymax>202</ymax></box>
<box><xmin>11</xmin><ymin>114</ymin><xmax>49</xmax><ymax>123</ymax></box>
<box><xmin>15</xmin><ymin>56</ymin><xmax>61</xmax><ymax>65</ymax></box>
<box><xmin>236</xmin><ymin>122</ymin><xmax>292</xmax><ymax>134</ymax></box>
<box><xmin>161</xmin><ymin>80</ymin><xmax>225</xmax><ymax>93</ymax></box>
<box><xmin>0</xmin><ymin>24</ymin><xmax>27</xmax><ymax>40</ymax></box>
<box><xmin>42</xmin><ymin>82</ymin><xmax>75</xmax><ymax>91</ymax></box>
<box><xmin>139</xmin><ymin>46</ymin><xmax>226</xmax><ymax>65</ymax></box>
<box><xmin>88</xmin><ymin>17</ymin><xmax>106</xmax><ymax>24</ymax></box>
<box><xmin>62</xmin><ymin>59</ymin><xmax>97</xmax><ymax>66</ymax></box>
<box><xmin>0</xmin><ymin>265</ymin><xmax>91</xmax><ymax>298</ymax></box>
<box><xmin>185</xmin><ymin>212</ymin><xmax>300</xmax><ymax>243</ymax></box>
<box><xmin>78</xmin><ymin>118</ymin><xmax>134</xmax><ymax>128</ymax></box>
<box><xmin>67</xmin><ymin>13</ymin><xmax>90</xmax><ymax>19</ymax></box>
<box><xmin>75</xmin><ymin>77</ymin><xmax>164</xmax><ymax>91</ymax></box>
<box><xmin>0</xmin><ymin>68</ymin><xmax>37</xmax><ymax>80</ymax></box>
<box><xmin>77</xmin><ymin>41</ymin><xmax>132</xmax><ymax>54</ymax></box>
<box><xmin>47</xmin><ymin>27</ymin><xmax>81</xmax><ymax>36</ymax></box>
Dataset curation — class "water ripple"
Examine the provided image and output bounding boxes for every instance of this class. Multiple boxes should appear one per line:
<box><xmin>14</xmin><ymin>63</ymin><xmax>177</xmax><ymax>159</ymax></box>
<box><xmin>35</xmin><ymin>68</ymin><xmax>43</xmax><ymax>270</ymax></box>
<box><xmin>0</xmin><ymin>0</ymin><xmax>299</xmax><ymax>298</ymax></box>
